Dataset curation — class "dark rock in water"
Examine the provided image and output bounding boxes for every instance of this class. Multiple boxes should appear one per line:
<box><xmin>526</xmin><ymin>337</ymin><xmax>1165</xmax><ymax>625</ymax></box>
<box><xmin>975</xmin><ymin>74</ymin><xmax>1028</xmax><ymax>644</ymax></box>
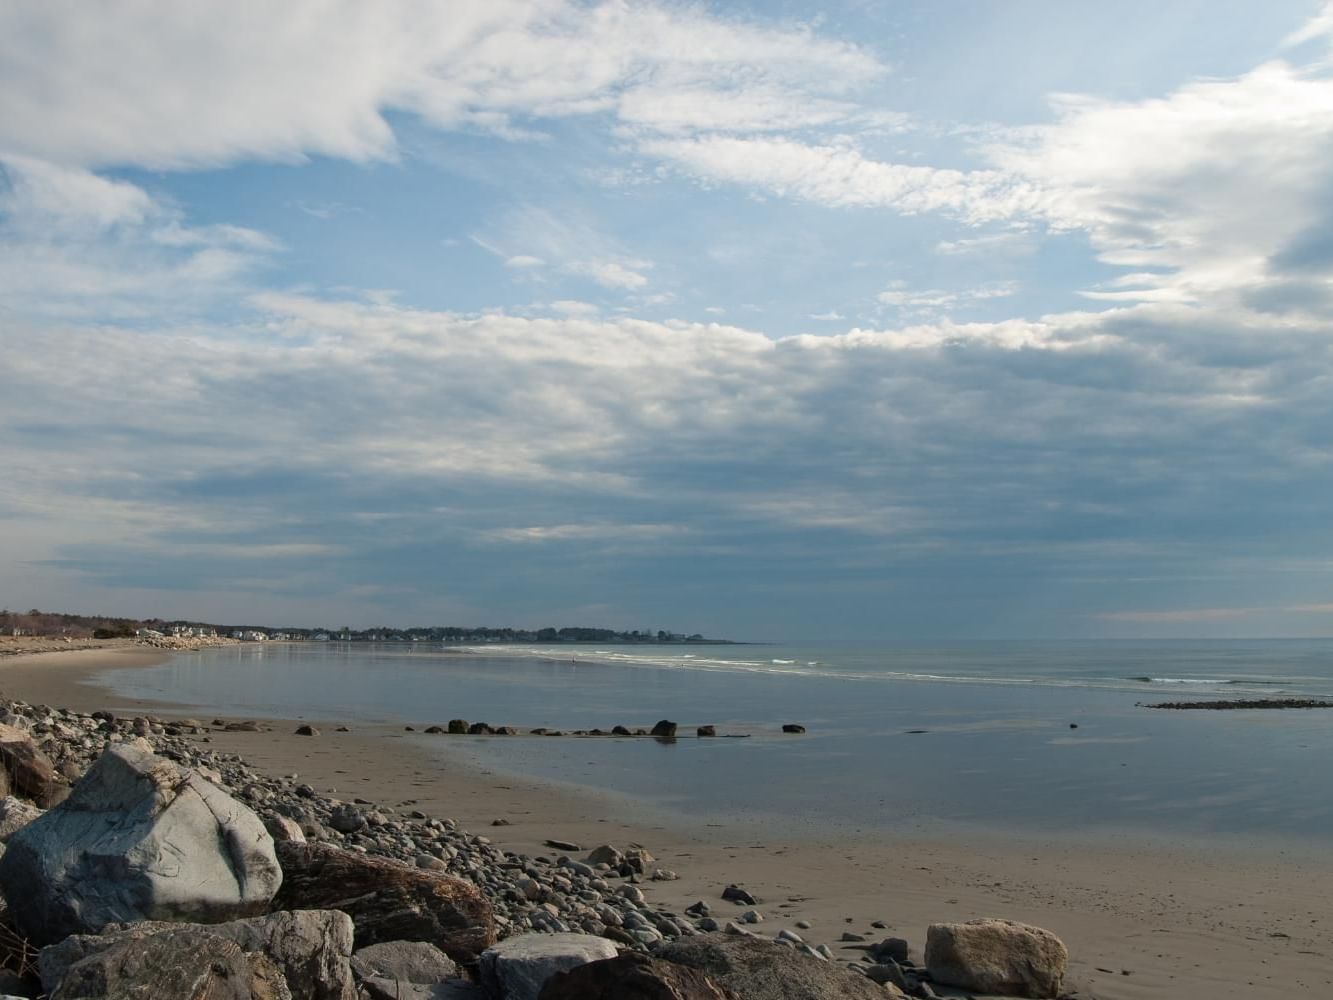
<box><xmin>0</xmin><ymin>742</ymin><xmax>281</xmax><ymax>945</ymax></box>
<box><xmin>634</xmin><ymin>728</ymin><xmax>648</xmax><ymax>736</ymax></box>
<box><xmin>656</xmin><ymin>935</ymin><xmax>892</xmax><ymax>1000</ymax></box>
<box><xmin>273</xmin><ymin>841</ymin><xmax>496</xmax><ymax>964</ymax></box>
<box><xmin>697</xmin><ymin>725</ymin><xmax>716</xmax><ymax>737</ymax></box>
<box><xmin>650</xmin><ymin>720</ymin><xmax>678</xmax><ymax>738</ymax></box>
<box><xmin>467</xmin><ymin>723</ymin><xmax>492</xmax><ymax>735</ymax></box>
<box><xmin>781</xmin><ymin>724</ymin><xmax>805</xmax><ymax>734</ymax></box>
<box><xmin>1069</xmin><ymin>723</ymin><xmax>1078</xmax><ymax>729</ymax></box>
<box><xmin>529</xmin><ymin>728</ymin><xmax>548</xmax><ymax>736</ymax></box>
<box><xmin>925</xmin><ymin>919</ymin><xmax>1067</xmax><ymax>998</ymax></box>
<box><xmin>611</xmin><ymin>726</ymin><xmax>632</xmax><ymax>736</ymax></box>
<box><xmin>425</xmin><ymin>726</ymin><xmax>446</xmax><ymax>734</ymax></box>
<box><xmin>538</xmin><ymin>950</ymin><xmax>737</xmax><ymax>1000</ymax></box>
<box><xmin>1144</xmin><ymin>698</ymin><xmax>1333</xmax><ymax>710</ymax></box>
<box><xmin>404</xmin><ymin>726</ymin><xmax>415</xmax><ymax>732</ymax></box>
<box><xmin>721</xmin><ymin>885</ymin><xmax>756</xmax><ymax>906</ymax></box>
<box><xmin>447</xmin><ymin>720</ymin><xmax>469</xmax><ymax>734</ymax></box>
<box><xmin>493</xmin><ymin>726</ymin><xmax>517</xmax><ymax>735</ymax></box>
<box><xmin>295</xmin><ymin>725</ymin><xmax>319</xmax><ymax>737</ymax></box>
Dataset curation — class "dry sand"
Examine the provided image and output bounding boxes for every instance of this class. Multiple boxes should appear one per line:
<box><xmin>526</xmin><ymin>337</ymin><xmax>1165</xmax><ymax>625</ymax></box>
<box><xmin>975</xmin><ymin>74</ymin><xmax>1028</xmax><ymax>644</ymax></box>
<box><xmin>2</xmin><ymin>644</ymin><xmax>1330</xmax><ymax>1000</ymax></box>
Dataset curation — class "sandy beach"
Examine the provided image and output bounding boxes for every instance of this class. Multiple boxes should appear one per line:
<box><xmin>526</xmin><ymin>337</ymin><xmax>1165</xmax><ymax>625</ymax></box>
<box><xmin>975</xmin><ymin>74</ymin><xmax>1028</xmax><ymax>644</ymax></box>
<box><xmin>2</xmin><ymin>643</ymin><xmax>1330</xmax><ymax>1000</ymax></box>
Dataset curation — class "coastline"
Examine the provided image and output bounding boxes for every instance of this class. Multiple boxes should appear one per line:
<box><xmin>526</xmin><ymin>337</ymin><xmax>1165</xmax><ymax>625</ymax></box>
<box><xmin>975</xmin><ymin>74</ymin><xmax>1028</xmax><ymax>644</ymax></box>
<box><xmin>1</xmin><ymin>645</ymin><xmax>1330</xmax><ymax>998</ymax></box>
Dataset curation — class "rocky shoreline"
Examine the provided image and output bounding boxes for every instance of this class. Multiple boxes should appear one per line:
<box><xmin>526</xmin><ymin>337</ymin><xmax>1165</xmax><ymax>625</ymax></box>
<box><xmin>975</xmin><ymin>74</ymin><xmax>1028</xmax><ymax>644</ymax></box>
<box><xmin>0</xmin><ymin>697</ymin><xmax>1076</xmax><ymax>999</ymax></box>
<box><xmin>1141</xmin><ymin>698</ymin><xmax>1333</xmax><ymax>710</ymax></box>
<box><xmin>0</xmin><ymin>635</ymin><xmax>238</xmax><ymax>658</ymax></box>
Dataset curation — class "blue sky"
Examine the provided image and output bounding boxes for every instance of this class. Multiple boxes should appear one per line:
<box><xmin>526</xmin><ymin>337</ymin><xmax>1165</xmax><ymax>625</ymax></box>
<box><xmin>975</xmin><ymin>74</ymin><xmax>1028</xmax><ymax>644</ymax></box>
<box><xmin>4</xmin><ymin>1</ymin><xmax>1333</xmax><ymax>638</ymax></box>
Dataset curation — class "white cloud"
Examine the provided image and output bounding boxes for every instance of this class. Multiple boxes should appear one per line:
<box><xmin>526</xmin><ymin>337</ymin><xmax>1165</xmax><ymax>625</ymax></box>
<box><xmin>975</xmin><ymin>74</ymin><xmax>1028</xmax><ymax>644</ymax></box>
<box><xmin>505</xmin><ymin>254</ymin><xmax>546</xmax><ymax>269</ymax></box>
<box><xmin>1282</xmin><ymin>2</ymin><xmax>1333</xmax><ymax>49</ymax></box>
<box><xmin>570</xmin><ymin>258</ymin><xmax>651</xmax><ymax>290</ymax></box>
<box><xmin>0</xmin><ymin>2</ymin><xmax>882</xmax><ymax>170</ymax></box>
<box><xmin>483</xmin><ymin>523</ymin><xmax>690</xmax><ymax>544</ymax></box>
<box><xmin>877</xmin><ymin>280</ymin><xmax>1017</xmax><ymax>316</ymax></box>
<box><xmin>8</xmin><ymin>286</ymin><xmax>1333</xmax><ymax>625</ymax></box>
<box><xmin>547</xmin><ymin>299</ymin><xmax>599</xmax><ymax>317</ymax></box>
<box><xmin>640</xmin><ymin>135</ymin><xmax>1041</xmax><ymax>223</ymax></box>
<box><xmin>0</xmin><ymin>157</ymin><xmax>277</xmax><ymax>318</ymax></box>
<box><xmin>986</xmin><ymin>60</ymin><xmax>1333</xmax><ymax>305</ymax></box>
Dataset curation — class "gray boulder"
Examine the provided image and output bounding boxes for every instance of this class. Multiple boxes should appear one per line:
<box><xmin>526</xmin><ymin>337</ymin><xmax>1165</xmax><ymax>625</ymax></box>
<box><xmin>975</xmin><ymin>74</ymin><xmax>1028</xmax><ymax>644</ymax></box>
<box><xmin>47</xmin><ymin>926</ymin><xmax>288</xmax><ymax>1000</ymax></box>
<box><xmin>351</xmin><ymin>940</ymin><xmax>457</xmax><ymax>984</ymax></box>
<box><xmin>478</xmin><ymin>933</ymin><xmax>618</xmax><ymax>1000</ymax></box>
<box><xmin>362</xmin><ymin>981</ymin><xmax>482</xmax><ymax>1000</ymax></box>
<box><xmin>0</xmin><ymin>742</ymin><xmax>282</xmax><ymax>945</ymax></box>
<box><xmin>925</xmin><ymin>918</ymin><xmax>1068</xmax><ymax>998</ymax></box>
<box><xmin>655</xmin><ymin>935</ymin><xmax>889</xmax><ymax>1000</ymax></box>
<box><xmin>585</xmin><ymin>845</ymin><xmax>623</xmax><ymax>867</ymax></box>
<box><xmin>42</xmin><ymin>910</ymin><xmax>355</xmax><ymax>1000</ymax></box>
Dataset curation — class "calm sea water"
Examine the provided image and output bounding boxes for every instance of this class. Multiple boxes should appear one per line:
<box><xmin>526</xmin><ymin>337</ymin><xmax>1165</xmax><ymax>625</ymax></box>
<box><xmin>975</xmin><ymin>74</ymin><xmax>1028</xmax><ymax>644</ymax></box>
<box><xmin>94</xmin><ymin>639</ymin><xmax>1333</xmax><ymax>845</ymax></box>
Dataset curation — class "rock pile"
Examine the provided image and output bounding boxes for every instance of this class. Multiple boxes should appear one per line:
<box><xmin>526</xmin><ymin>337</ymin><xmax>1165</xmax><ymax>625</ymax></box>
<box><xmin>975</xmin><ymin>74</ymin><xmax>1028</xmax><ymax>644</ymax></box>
<box><xmin>0</xmin><ymin>697</ymin><xmax>1072</xmax><ymax>999</ymax></box>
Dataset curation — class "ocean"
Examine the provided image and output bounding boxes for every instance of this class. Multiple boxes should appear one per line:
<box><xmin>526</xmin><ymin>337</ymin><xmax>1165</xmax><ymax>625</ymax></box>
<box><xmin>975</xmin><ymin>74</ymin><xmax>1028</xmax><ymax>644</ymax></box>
<box><xmin>93</xmin><ymin>639</ymin><xmax>1333</xmax><ymax>845</ymax></box>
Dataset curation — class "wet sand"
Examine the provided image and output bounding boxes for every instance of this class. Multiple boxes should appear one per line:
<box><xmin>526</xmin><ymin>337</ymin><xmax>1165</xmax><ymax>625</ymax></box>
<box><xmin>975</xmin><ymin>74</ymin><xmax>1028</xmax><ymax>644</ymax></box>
<box><xmin>3</xmin><ymin>644</ymin><xmax>1331</xmax><ymax>999</ymax></box>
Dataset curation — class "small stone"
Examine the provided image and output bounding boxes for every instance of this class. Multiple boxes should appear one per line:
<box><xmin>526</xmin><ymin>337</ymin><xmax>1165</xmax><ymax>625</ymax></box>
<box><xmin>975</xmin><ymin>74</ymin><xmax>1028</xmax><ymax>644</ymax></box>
<box><xmin>781</xmin><ymin>723</ymin><xmax>806</xmax><ymax>734</ymax></box>
<box><xmin>721</xmin><ymin>885</ymin><xmax>757</xmax><ymax>906</ymax></box>
<box><xmin>294</xmin><ymin>725</ymin><xmax>319</xmax><ymax>736</ymax></box>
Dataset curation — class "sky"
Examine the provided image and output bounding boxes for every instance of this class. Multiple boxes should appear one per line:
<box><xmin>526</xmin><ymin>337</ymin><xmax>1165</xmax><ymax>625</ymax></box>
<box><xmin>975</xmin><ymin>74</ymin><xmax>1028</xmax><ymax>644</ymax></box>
<box><xmin>4</xmin><ymin>1</ymin><xmax>1333</xmax><ymax>639</ymax></box>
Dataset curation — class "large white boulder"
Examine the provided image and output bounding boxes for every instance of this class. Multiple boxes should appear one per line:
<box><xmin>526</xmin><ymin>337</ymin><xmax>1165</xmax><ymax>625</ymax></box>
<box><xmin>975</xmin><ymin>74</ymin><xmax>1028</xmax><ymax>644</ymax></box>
<box><xmin>925</xmin><ymin>918</ymin><xmax>1068</xmax><ymax>998</ymax></box>
<box><xmin>0</xmin><ymin>742</ymin><xmax>282</xmax><ymax>944</ymax></box>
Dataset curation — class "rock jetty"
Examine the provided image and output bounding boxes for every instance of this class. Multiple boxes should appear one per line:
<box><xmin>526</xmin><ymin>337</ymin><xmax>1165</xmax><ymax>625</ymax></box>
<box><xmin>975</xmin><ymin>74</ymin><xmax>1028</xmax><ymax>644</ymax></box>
<box><xmin>0</xmin><ymin>696</ymin><xmax>1073</xmax><ymax>999</ymax></box>
<box><xmin>1142</xmin><ymin>698</ymin><xmax>1333</xmax><ymax>710</ymax></box>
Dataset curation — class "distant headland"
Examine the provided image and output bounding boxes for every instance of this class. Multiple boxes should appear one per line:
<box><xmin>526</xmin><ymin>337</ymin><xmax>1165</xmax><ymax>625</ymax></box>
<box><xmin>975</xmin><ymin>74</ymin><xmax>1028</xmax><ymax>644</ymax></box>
<box><xmin>0</xmin><ymin>609</ymin><xmax>732</xmax><ymax>645</ymax></box>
